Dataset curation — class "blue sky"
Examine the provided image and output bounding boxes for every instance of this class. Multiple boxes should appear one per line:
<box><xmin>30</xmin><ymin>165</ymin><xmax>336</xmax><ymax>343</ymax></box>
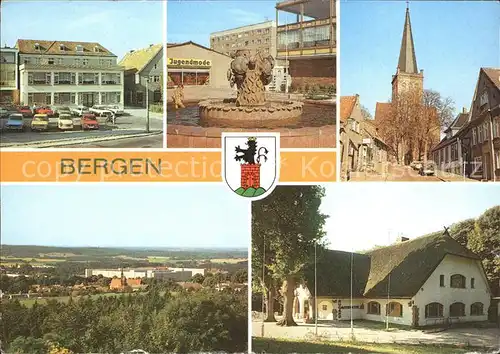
<box><xmin>341</xmin><ymin>1</ymin><xmax>500</xmax><ymax>116</ymax></box>
<box><xmin>1</xmin><ymin>1</ymin><xmax>163</xmax><ymax>60</ymax></box>
<box><xmin>0</xmin><ymin>184</ymin><xmax>249</xmax><ymax>248</ymax></box>
<box><xmin>322</xmin><ymin>183</ymin><xmax>500</xmax><ymax>252</ymax></box>
<box><xmin>167</xmin><ymin>0</ymin><xmax>298</xmax><ymax>46</ymax></box>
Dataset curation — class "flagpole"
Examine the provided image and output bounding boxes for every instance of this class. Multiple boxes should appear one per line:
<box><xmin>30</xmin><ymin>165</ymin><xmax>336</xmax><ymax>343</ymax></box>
<box><xmin>350</xmin><ymin>250</ymin><xmax>354</xmax><ymax>340</ymax></box>
<box><xmin>261</xmin><ymin>234</ymin><xmax>265</xmax><ymax>337</ymax></box>
<box><xmin>315</xmin><ymin>241</ymin><xmax>318</xmax><ymax>337</ymax></box>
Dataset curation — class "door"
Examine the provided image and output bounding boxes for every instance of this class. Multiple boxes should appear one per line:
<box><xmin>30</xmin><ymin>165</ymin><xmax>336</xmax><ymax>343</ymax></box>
<box><xmin>82</xmin><ymin>93</ymin><xmax>95</xmax><ymax>107</ymax></box>
<box><xmin>484</xmin><ymin>153</ymin><xmax>491</xmax><ymax>180</ymax></box>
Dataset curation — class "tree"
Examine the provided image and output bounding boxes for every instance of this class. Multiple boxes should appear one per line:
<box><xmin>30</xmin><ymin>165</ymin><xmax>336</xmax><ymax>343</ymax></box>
<box><xmin>449</xmin><ymin>218</ymin><xmax>475</xmax><ymax>248</ymax></box>
<box><xmin>8</xmin><ymin>336</ymin><xmax>47</xmax><ymax>354</ymax></box>
<box><xmin>469</xmin><ymin>206</ymin><xmax>500</xmax><ymax>293</ymax></box>
<box><xmin>231</xmin><ymin>269</ymin><xmax>247</xmax><ymax>284</ymax></box>
<box><xmin>360</xmin><ymin>105</ymin><xmax>373</xmax><ymax>120</ymax></box>
<box><xmin>191</xmin><ymin>273</ymin><xmax>205</xmax><ymax>284</ymax></box>
<box><xmin>252</xmin><ymin>186</ymin><xmax>328</xmax><ymax>326</ymax></box>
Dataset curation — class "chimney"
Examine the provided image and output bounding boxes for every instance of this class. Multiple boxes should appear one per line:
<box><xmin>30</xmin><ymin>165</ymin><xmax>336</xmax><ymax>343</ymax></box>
<box><xmin>397</xmin><ymin>236</ymin><xmax>409</xmax><ymax>243</ymax></box>
<box><xmin>462</xmin><ymin>107</ymin><xmax>467</xmax><ymax>114</ymax></box>
<box><xmin>150</xmin><ymin>44</ymin><xmax>154</xmax><ymax>47</ymax></box>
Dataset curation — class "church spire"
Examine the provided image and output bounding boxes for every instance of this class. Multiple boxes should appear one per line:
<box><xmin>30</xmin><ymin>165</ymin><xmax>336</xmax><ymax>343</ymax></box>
<box><xmin>397</xmin><ymin>3</ymin><xmax>418</xmax><ymax>74</ymax></box>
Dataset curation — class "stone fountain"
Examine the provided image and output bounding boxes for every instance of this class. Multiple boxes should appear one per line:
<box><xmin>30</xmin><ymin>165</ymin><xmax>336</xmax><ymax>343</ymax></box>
<box><xmin>198</xmin><ymin>50</ymin><xmax>303</xmax><ymax>128</ymax></box>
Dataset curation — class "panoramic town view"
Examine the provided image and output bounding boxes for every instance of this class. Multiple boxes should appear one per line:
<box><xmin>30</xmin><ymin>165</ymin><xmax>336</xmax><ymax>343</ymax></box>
<box><xmin>0</xmin><ymin>1</ymin><xmax>164</xmax><ymax>148</ymax></box>
<box><xmin>166</xmin><ymin>0</ymin><xmax>336</xmax><ymax>148</ymax></box>
<box><xmin>340</xmin><ymin>1</ymin><xmax>499</xmax><ymax>182</ymax></box>
<box><xmin>0</xmin><ymin>185</ymin><xmax>249</xmax><ymax>353</ymax></box>
<box><xmin>252</xmin><ymin>184</ymin><xmax>500</xmax><ymax>353</ymax></box>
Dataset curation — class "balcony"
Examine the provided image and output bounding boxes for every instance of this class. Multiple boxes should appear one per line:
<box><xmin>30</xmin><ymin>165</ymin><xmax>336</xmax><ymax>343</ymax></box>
<box><xmin>0</xmin><ymin>79</ymin><xmax>16</xmax><ymax>89</ymax></box>
<box><xmin>276</xmin><ymin>0</ymin><xmax>336</xmax><ymax>59</ymax></box>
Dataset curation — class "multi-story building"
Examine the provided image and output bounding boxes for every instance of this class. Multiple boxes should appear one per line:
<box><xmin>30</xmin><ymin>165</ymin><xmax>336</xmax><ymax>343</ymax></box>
<box><xmin>275</xmin><ymin>0</ymin><xmax>336</xmax><ymax>89</ymax></box>
<box><xmin>16</xmin><ymin>40</ymin><xmax>124</xmax><ymax>107</ymax></box>
<box><xmin>210</xmin><ymin>21</ymin><xmax>277</xmax><ymax>59</ymax></box>
<box><xmin>85</xmin><ymin>267</ymin><xmax>206</xmax><ymax>281</ymax></box>
<box><xmin>432</xmin><ymin>108</ymin><xmax>470</xmax><ymax>176</ymax></box>
<box><xmin>210</xmin><ymin>21</ymin><xmax>289</xmax><ymax>91</ymax></box>
<box><xmin>463</xmin><ymin>68</ymin><xmax>500</xmax><ymax>181</ymax></box>
<box><xmin>119</xmin><ymin>44</ymin><xmax>163</xmax><ymax>107</ymax></box>
<box><xmin>0</xmin><ymin>46</ymin><xmax>19</xmax><ymax>104</ymax></box>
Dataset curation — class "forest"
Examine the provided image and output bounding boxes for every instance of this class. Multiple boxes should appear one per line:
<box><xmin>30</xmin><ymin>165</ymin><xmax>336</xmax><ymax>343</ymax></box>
<box><xmin>0</xmin><ymin>286</ymin><xmax>247</xmax><ymax>354</ymax></box>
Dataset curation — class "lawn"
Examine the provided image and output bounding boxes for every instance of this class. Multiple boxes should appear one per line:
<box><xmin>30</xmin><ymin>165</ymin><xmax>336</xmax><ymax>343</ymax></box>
<box><xmin>210</xmin><ymin>258</ymin><xmax>248</xmax><ymax>264</ymax></box>
<box><xmin>147</xmin><ymin>256</ymin><xmax>172</xmax><ymax>263</ymax></box>
<box><xmin>252</xmin><ymin>337</ymin><xmax>472</xmax><ymax>354</ymax></box>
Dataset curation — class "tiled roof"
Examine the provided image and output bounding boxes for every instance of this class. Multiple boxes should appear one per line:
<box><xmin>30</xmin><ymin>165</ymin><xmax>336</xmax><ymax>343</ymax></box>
<box><xmin>340</xmin><ymin>95</ymin><xmax>357</xmax><ymax>123</ymax></box>
<box><xmin>482</xmin><ymin>67</ymin><xmax>500</xmax><ymax>90</ymax></box>
<box><xmin>374</xmin><ymin>102</ymin><xmax>392</xmax><ymax>122</ymax></box>
<box><xmin>16</xmin><ymin>40</ymin><xmax>116</xmax><ymax>57</ymax></box>
<box><xmin>119</xmin><ymin>44</ymin><xmax>162</xmax><ymax>72</ymax></box>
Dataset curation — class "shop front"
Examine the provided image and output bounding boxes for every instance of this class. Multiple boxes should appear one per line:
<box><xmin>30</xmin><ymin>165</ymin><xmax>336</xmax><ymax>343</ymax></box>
<box><xmin>166</xmin><ymin>42</ymin><xmax>232</xmax><ymax>89</ymax></box>
<box><xmin>167</xmin><ymin>57</ymin><xmax>211</xmax><ymax>88</ymax></box>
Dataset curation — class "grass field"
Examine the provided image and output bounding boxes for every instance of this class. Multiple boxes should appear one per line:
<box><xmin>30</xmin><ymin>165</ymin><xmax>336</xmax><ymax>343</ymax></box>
<box><xmin>147</xmin><ymin>256</ymin><xmax>171</xmax><ymax>263</ymax></box>
<box><xmin>252</xmin><ymin>338</ymin><xmax>473</xmax><ymax>354</ymax></box>
<box><xmin>210</xmin><ymin>258</ymin><xmax>247</xmax><ymax>264</ymax></box>
<box><xmin>1</xmin><ymin>256</ymin><xmax>66</xmax><ymax>264</ymax></box>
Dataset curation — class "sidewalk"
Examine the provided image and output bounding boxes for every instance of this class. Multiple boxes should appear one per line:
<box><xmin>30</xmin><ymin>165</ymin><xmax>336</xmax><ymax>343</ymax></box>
<box><xmin>435</xmin><ymin>170</ymin><xmax>479</xmax><ymax>182</ymax></box>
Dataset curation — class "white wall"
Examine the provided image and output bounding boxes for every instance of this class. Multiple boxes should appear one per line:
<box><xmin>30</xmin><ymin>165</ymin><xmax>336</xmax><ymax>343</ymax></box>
<box><xmin>362</xmin><ymin>298</ymin><xmax>413</xmax><ymax>326</ymax></box>
<box><xmin>413</xmin><ymin>254</ymin><xmax>491</xmax><ymax>327</ymax></box>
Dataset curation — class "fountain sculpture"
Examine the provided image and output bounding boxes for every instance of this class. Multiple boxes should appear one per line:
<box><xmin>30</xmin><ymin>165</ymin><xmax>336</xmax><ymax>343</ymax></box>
<box><xmin>198</xmin><ymin>50</ymin><xmax>303</xmax><ymax>128</ymax></box>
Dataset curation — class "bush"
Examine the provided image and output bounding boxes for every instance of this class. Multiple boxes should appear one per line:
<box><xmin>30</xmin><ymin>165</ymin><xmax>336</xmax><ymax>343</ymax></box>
<box><xmin>149</xmin><ymin>104</ymin><xmax>163</xmax><ymax>113</ymax></box>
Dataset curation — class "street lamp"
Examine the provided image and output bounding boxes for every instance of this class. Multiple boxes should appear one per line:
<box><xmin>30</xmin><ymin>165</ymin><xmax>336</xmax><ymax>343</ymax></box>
<box><xmin>145</xmin><ymin>76</ymin><xmax>150</xmax><ymax>133</ymax></box>
<box><xmin>314</xmin><ymin>240</ymin><xmax>318</xmax><ymax>337</ymax></box>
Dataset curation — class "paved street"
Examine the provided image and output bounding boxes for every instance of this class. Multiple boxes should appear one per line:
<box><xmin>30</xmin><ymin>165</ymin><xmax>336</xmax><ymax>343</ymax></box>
<box><xmin>68</xmin><ymin>133</ymin><xmax>163</xmax><ymax>148</ymax></box>
<box><xmin>0</xmin><ymin>108</ymin><xmax>163</xmax><ymax>148</ymax></box>
<box><xmin>252</xmin><ymin>319</ymin><xmax>500</xmax><ymax>349</ymax></box>
<box><xmin>351</xmin><ymin>164</ymin><xmax>443</xmax><ymax>182</ymax></box>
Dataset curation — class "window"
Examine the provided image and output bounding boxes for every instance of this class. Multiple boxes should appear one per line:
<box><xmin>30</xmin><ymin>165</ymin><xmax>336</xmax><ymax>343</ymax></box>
<box><xmin>470</xmin><ymin>302</ymin><xmax>484</xmax><ymax>316</ymax></box>
<box><xmin>53</xmin><ymin>92</ymin><xmax>74</xmax><ymax>105</ymax></box>
<box><xmin>76</xmin><ymin>45</ymin><xmax>83</xmax><ymax>53</ymax></box>
<box><xmin>56</xmin><ymin>58</ymin><xmax>64</xmax><ymax>65</ymax></box>
<box><xmin>472</xmin><ymin>128</ymin><xmax>477</xmax><ymax>145</ymax></box>
<box><xmin>439</xmin><ymin>275</ymin><xmax>445</xmax><ymax>287</ymax></box>
<box><xmin>450</xmin><ymin>274</ymin><xmax>466</xmax><ymax>288</ymax></box>
<box><xmin>101</xmin><ymin>73</ymin><xmax>121</xmax><ymax>85</ymax></box>
<box><xmin>59</xmin><ymin>44</ymin><xmax>65</xmax><ymax>51</ymax></box>
<box><xmin>78</xmin><ymin>73</ymin><xmax>99</xmax><ymax>85</ymax></box>
<box><xmin>82</xmin><ymin>59</ymin><xmax>89</xmax><ymax>66</ymax></box>
<box><xmin>425</xmin><ymin>302</ymin><xmax>443</xmax><ymax>318</ymax></box>
<box><xmin>74</xmin><ymin>59</ymin><xmax>81</xmax><ymax>66</ymax></box>
<box><xmin>54</xmin><ymin>72</ymin><xmax>76</xmax><ymax>85</ymax></box>
<box><xmin>471</xmin><ymin>278</ymin><xmax>475</xmax><ymax>289</ymax></box>
<box><xmin>322</xmin><ymin>305</ymin><xmax>327</xmax><ymax>311</ymax></box>
<box><xmin>494</xmin><ymin>118</ymin><xmax>500</xmax><ymax>138</ymax></box>
<box><xmin>496</xmin><ymin>151</ymin><xmax>500</xmax><ymax>171</ymax></box>
<box><xmin>23</xmin><ymin>58</ymin><xmax>30</xmax><ymax>64</ymax></box>
<box><xmin>48</xmin><ymin>57</ymin><xmax>54</xmax><ymax>65</ymax></box>
<box><xmin>479</xmin><ymin>91</ymin><xmax>488</xmax><ymax>107</ymax></box>
<box><xmin>386</xmin><ymin>302</ymin><xmax>403</xmax><ymax>317</ymax></box>
<box><xmin>28</xmin><ymin>72</ymin><xmax>51</xmax><ymax>85</ymax></box>
<box><xmin>367</xmin><ymin>301</ymin><xmax>380</xmax><ymax>315</ymax></box>
<box><xmin>478</xmin><ymin>125</ymin><xmax>483</xmax><ymax>143</ymax></box>
<box><xmin>28</xmin><ymin>93</ymin><xmax>51</xmax><ymax>105</ymax></box>
<box><xmin>449</xmin><ymin>302</ymin><xmax>465</xmax><ymax>317</ymax></box>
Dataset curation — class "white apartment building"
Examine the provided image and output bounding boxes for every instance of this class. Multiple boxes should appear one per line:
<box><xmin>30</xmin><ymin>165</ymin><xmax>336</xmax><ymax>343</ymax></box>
<box><xmin>16</xmin><ymin>40</ymin><xmax>124</xmax><ymax>107</ymax></box>
<box><xmin>0</xmin><ymin>46</ymin><xmax>19</xmax><ymax>104</ymax></box>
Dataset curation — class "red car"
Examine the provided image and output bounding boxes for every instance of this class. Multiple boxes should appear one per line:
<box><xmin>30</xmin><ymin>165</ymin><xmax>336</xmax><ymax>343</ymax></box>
<box><xmin>81</xmin><ymin>113</ymin><xmax>99</xmax><ymax>130</ymax></box>
<box><xmin>17</xmin><ymin>106</ymin><xmax>33</xmax><ymax>118</ymax></box>
<box><xmin>35</xmin><ymin>106</ymin><xmax>54</xmax><ymax>116</ymax></box>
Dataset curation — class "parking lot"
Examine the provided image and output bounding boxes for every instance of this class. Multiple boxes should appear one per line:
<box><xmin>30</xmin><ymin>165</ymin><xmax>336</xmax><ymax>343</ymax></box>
<box><xmin>0</xmin><ymin>107</ymin><xmax>163</xmax><ymax>148</ymax></box>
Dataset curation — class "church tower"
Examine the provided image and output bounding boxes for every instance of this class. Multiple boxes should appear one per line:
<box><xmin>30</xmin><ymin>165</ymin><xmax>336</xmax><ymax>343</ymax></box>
<box><xmin>391</xmin><ymin>3</ymin><xmax>424</xmax><ymax>101</ymax></box>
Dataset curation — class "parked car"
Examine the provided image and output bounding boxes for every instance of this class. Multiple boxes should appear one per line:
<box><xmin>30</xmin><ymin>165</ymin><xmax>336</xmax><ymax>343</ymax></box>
<box><xmin>71</xmin><ymin>105</ymin><xmax>89</xmax><ymax>116</ymax></box>
<box><xmin>89</xmin><ymin>105</ymin><xmax>115</xmax><ymax>116</ymax></box>
<box><xmin>0</xmin><ymin>107</ymin><xmax>9</xmax><ymax>118</ymax></box>
<box><xmin>410</xmin><ymin>161</ymin><xmax>423</xmax><ymax>171</ymax></box>
<box><xmin>58</xmin><ymin>113</ymin><xmax>74</xmax><ymax>130</ymax></box>
<box><xmin>4</xmin><ymin>113</ymin><xmax>25</xmax><ymax>131</ymax></box>
<box><xmin>54</xmin><ymin>106</ymin><xmax>72</xmax><ymax>117</ymax></box>
<box><xmin>31</xmin><ymin>114</ymin><xmax>49</xmax><ymax>131</ymax></box>
<box><xmin>35</xmin><ymin>106</ymin><xmax>54</xmax><ymax>116</ymax></box>
<box><xmin>419</xmin><ymin>162</ymin><xmax>436</xmax><ymax>176</ymax></box>
<box><xmin>17</xmin><ymin>105</ymin><xmax>33</xmax><ymax>118</ymax></box>
<box><xmin>81</xmin><ymin>113</ymin><xmax>99</xmax><ymax>130</ymax></box>
<box><xmin>105</xmin><ymin>105</ymin><xmax>124</xmax><ymax>116</ymax></box>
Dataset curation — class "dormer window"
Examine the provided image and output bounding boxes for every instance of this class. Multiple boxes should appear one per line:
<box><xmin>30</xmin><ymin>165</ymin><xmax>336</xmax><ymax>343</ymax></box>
<box><xmin>59</xmin><ymin>44</ymin><xmax>65</xmax><ymax>51</ymax></box>
<box><xmin>479</xmin><ymin>91</ymin><xmax>488</xmax><ymax>107</ymax></box>
<box><xmin>76</xmin><ymin>45</ymin><xmax>83</xmax><ymax>53</ymax></box>
<box><xmin>34</xmin><ymin>43</ymin><xmax>40</xmax><ymax>50</ymax></box>
<box><xmin>94</xmin><ymin>46</ymin><xmax>100</xmax><ymax>52</ymax></box>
